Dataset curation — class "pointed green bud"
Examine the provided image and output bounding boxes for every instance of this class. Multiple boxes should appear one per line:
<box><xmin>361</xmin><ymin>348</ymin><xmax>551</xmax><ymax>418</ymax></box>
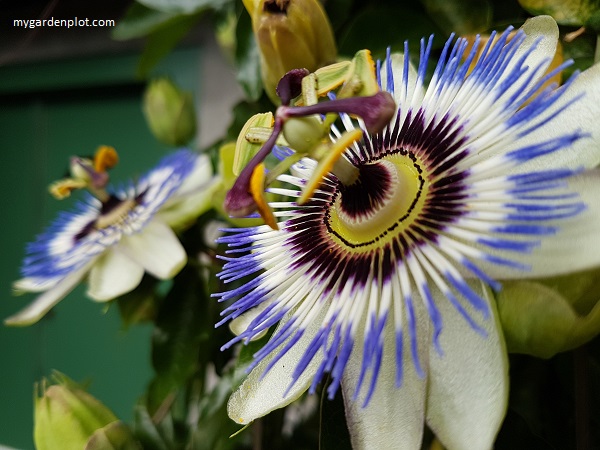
<box><xmin>497</xmin><ymin>269</ymin><xmax>600</xmax><ymax>358</ymax></box>
<box><xmin>143</xmin><ymin>78</ymin><xmax>196</xmax><ymax>146</ymax></box>
<box><xmin>244</xmin><ymin>0</ymin><xmax>337</xmax><ymax>103</ymax></box>
<box><xmin>34</xmin><ymin>372</ymin><xmax>139</xmax><ymax>450</ymax></box>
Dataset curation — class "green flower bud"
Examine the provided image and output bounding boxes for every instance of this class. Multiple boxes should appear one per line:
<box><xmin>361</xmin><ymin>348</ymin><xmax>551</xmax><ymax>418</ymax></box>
<box><xmin>143</xmin><ymin>78</ymin><xmax>197</xmax><ymax>146</ymax></box>
<box><xmin>244</xmin><ymin>0</ymin><xmax>337</xmax><ymax>103</ymax></box>
<box><xmin>34</xmin><ymin>372</ymin><xmax>139</xmax><ymax>450</ymax></box>
<box><xmin>497</xmin><ymin>268</ymin><xmax>600</xmax><ymax>358</ymax></box>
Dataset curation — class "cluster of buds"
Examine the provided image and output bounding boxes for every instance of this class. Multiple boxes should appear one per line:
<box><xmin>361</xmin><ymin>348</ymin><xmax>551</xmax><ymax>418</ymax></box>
<box><xmin>224</xmin><ymin>50</ymin><xmax>397</xmax><ymax>229</ymax></box>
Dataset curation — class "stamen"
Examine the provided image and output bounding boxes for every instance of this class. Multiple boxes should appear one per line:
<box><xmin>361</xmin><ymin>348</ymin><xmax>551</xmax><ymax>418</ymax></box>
<box><xmin>224</xmin><ymin>118</ymin><xmax>284</xmax><ymax>217</ymax></box>
<box><xmin>299</xmin><ymin>128</ymin><xmax>362</xmax><ymax>204</ymax></box>
<box><xmin>48</xmin><ymin>178</ymin><xmax>87</xmax><ymax>200</ymax></box>
<box><xmin>250</xmin><ymin>163</ymin><xmax>278</xmax><ymax>230</ymax></box>
<box><xmin>93</xmin><ymin>146</ymin><xmax>119</xmax><ymax>173</ymax></box>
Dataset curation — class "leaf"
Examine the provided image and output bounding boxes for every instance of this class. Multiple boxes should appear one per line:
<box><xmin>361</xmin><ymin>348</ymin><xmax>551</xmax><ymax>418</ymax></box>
<box><xmin>112</xmin><ymin>3</ymin><xmax>177</xmax><ymax>41</ymax></box>
<box><xmin>138</xmin><ymin>0</ymin><xmax>231</xmax><ymax>14</ymax></box>
<box><xmin>132</xmin><ymin>403</ymin><xmax>170</xmax><ymax>450</ymax></box>
<box><xmin>136</xmin><ymin>13</ymin><xmax>203</xmax><ymax>78</ymax></box>
<box><xmin>235</xmin><ymin>7</ymin><xmax>263</xmax><ymax>100</ymax></box>
<box><xmin>518</xmin><ymin>0</ymin><xmax>600</xmax><ymax>26</ymax></box>
<box><xmin>147</xmin><ymin>266</ymin><xmax>210</xmax><ymax>414</ymax></box>
<box><xmin>421</xmin><ymin>0</ymin><xmax>492</xmax><ymax>34</ymax></box>
<box><xmin>117</xmin><ymin>275</ymin><xmax>159</xmax><ymax>328</ymax></box>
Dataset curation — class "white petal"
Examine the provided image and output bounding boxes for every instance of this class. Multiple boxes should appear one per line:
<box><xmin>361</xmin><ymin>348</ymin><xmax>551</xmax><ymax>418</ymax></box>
<box><xmin>227</xmin><ymin>307</ymin><xmax>327</xmax><ymax>425</ymax></box>
<box><xmin>507</xmin><ymin>57</ymin><xmax>600</xmax><ymax>173</ymax></box>
<box><xmin>341</xmin><ymin>300</ymin><xmax>430</xmax><ymax>450</ymax></box>
<box><xmin>174</xmin><ymin>153</ymin><xmax>213</xmax><ymax>197</ymax></box>
<box><xmin>485</xmin><ymin>171</ymin><xmax>600</xmax><ymax>279</ymax></box>
<box><xmin>13</xmin><ymin>276</ymin><xmax>60</xmax><ymax>293</ymax></box>
<box><xmin>87</xmin><ymin>248</ymin><xmax>145</xmax><ymax>301</ymax></box>
<box><xmin>426</xmin><ymin>281</ymin><xmax>508</xmax><ymax>450</ymax></box>
<box><xmin>5</xmin><ymin>262</ymin><xmax>94</xmax><ymax>326</ymax></box>
<box><xmin>157</xmin><ymin>153</ymin><xmax>218</xmax><ymax>229</ymax></box>
<box><xmin>119</xmin><ymin>220</ymin><xmax>187</xmax><ymax>280</ymax></box>
<box><xmin>505</xmin><ymin>16</ymin><xmax>559</xmax><ymax>92</ymax></box>
<box><xmin>157</xmin><ymin>176</ymin><xmax>221</xmax><ymax>229</ymax></box>
<box><xmin>229</xmin><ymin>302</ymin><xmax>270</xmax><ymax>340</ymax></box>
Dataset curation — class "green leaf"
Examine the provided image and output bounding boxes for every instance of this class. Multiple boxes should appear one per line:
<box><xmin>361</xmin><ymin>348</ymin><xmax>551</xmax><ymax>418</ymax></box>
<box><xmin>147</xmin><ymin>266</ymin><xmax>210</xmax><ymax>414</ymax></box>
<box><xmin>235</xmin><ymin>7</ymin><xmax>263</xmax><ymax>100</ymax></box>
<box><xmin>136</xmin><ymin>13</ymin><xmax>202</xmax><ymax>78</ymax></box>
<box><xmin>112</xmin><ymin>3</ymin><xmax>177</xmax><ymax>41</ymax></box>
<box><xmin>138</xmin><ymin>0</ymin><xmax>231</xmax><ymax>14</ymax></box>
<box><xmin>421</xmin><ymin>0</ymin><xmax>492</xmax><ymax>34</ymax></box>
<box><xmin>117</xmin><ymin>275</ymin><xmax>159</xmax><ymax>328</ymax></box>
<box><xmin>518</xmin><ymin>0</ymin><xmax>600</xmax><ymax>26</ymax></box>
<box><xmin>132</xmin><ymin>403</ymin><xmax>170</xmax><ymax>450</ymax></box>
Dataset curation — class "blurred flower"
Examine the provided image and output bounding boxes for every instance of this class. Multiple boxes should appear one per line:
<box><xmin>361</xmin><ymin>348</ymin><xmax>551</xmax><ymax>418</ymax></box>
<box><xmin>35</xmin><ymin>372</ymin><xmax>139</xmax><ymax>450</ymax></box>
<box><xmin>143</xmin><ymin>78</ymin><xmax>197</xmax><ymax>146</ymax></box>
<box><xmin>243</xmin><ymin>0</ymin><xmax>337</xmax><ymax>103</ymax></box>
<box><xmin>6</xmin><ymin>149</ymin><xmax>217</xmax><ymax>326</ymax></box>
<box><xmin>216</xmin><ymin>16</ymin><xmax>600</xmax><ymax>449</ymax></box>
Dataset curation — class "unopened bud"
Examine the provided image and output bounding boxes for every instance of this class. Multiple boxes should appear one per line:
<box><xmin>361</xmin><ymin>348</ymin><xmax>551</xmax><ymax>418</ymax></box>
<box><xmin>498</xmin><ymin>269</ymin><xmax>600</xmax><ymax>358</ymax></box>
<box><xmin>143</xmin><ymin>78</ymin><xmax>197</xmax><ymax>146</ymax></box>
<box><xmin>34</xmin><ymin>372</ymin><xmax>139</xmax><ymax>450</ymax></box>
<box><xmin>245</xmin><ymin>0</ymin><xmax>337</xmax><ymax>103</ymax></box>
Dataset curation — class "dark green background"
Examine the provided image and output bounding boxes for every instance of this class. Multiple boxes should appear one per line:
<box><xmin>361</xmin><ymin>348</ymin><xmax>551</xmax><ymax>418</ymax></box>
<box><xmin>0</xmin><ymin>48</ymin><xmax>201</xmax><ymax>449</ymax></box>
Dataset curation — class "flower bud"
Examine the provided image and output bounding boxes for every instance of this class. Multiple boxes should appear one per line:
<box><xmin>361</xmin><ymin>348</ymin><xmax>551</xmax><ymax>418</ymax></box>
<box><xmin>34</xmin><ymin>372</ymin><xmax>138</xmax><ymax>450</ymax></box>
<box><xmin>143</xmin><ymin>78</ymin><xmax>197</xmax><ymax>146</ymax></box>
<box><xmin>497</xmin><ymin>268</ymin><xmax>600</xmax><ymax>358</ymax></box>
<box><xmin>244</xmin><ymin>0</ymin><xmax>337</xmax><ymax>103</ymax></box>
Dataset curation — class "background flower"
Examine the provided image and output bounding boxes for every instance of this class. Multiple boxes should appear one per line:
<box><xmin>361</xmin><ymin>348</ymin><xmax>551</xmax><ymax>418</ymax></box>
<box><xmin>6</xmin><ymin>149</ymin><xmax>216</xmax><ymax>326</ymax></box>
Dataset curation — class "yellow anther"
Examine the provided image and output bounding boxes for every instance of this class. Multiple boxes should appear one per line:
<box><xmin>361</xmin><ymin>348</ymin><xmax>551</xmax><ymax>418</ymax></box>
<box><xmin>249</xmin><ymin>163</ymin><xmax>278</xmax><ymax>230</ymax></box>
<box><xmin>337</xmin><ymin>50</ymin><xmax>378</xmax><ymax>99</ymax></box>
<box><xmin>299</xmin><ymin>128</ymin><xmax>362</xmax><ymax>204</ymax></box>
<box><xmin>94</xmin><ymin>146</ymin><xmax>119</xmax><ymax>173</ymax></box>
<box><xmin>234</xmin><ymin>113</ymin><xmax>274</xmax><ymax>176</ymax></box>
<box><xmin>48</xmin><ymin>179</ymin><xmax>87</xmax><ymax>200</ymax></box>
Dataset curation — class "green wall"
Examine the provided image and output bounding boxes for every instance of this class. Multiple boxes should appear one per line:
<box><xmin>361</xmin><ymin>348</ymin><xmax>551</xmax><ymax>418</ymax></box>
<box><xmin>0</xmin><ymin>48</ymin><xmax>201</xmax><ymax>449</ymax></box>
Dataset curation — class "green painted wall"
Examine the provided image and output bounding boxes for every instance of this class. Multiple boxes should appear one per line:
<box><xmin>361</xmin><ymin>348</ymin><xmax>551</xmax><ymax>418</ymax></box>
<box><xmin>0</xmin><ymin>48</ymin><xmax>201</xmax><ymax>449</ymax></box>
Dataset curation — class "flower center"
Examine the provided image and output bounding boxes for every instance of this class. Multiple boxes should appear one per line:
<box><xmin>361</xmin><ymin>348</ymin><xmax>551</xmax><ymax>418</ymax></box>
<box><xmin>326</xmin><ymin>150</ymin><xmax>427</xmax><ymax>249</ymax></box>
<box><xmin>95</xmin><ymin>196</ymin><xmax>138</xmax><ymax>230</ymax></box>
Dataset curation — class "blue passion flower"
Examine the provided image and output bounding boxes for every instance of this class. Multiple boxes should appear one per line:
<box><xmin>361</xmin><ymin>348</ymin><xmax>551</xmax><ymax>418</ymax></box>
<box><xmin>216</xmin><ymin>16</ymin><xmax>600</xmax><ymax>449</ymax></box>
<box><xmin>7</xmin><ymin>149</ymin><xmax>216</xmax><ymax>326</ymax></box>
